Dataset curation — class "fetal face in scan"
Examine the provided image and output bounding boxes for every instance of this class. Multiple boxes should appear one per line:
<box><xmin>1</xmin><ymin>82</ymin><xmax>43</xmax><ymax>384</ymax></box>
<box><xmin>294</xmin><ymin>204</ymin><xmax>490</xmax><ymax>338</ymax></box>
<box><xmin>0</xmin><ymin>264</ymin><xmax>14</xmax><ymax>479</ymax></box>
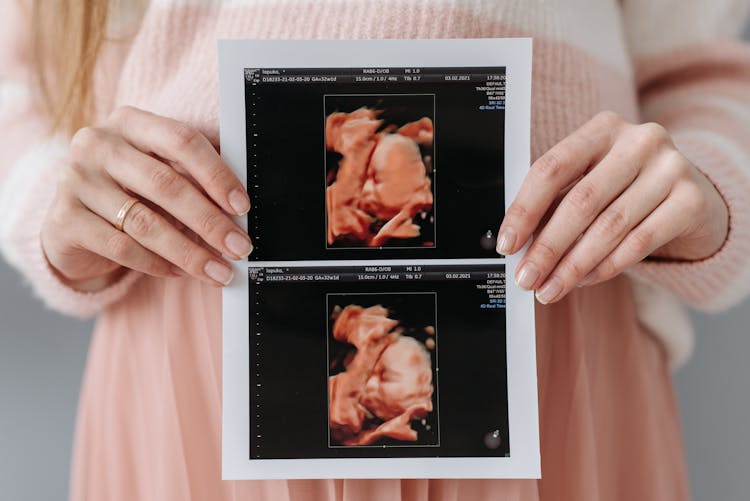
<box><xmin>325</xmin><ymin>107</ymin><xmax>434</xmax><ymax>247</ymax></box>
<box><xmin>328</xmin><ymin>304</ymin><xmax>436</xmax><ymax>446</ymax></box>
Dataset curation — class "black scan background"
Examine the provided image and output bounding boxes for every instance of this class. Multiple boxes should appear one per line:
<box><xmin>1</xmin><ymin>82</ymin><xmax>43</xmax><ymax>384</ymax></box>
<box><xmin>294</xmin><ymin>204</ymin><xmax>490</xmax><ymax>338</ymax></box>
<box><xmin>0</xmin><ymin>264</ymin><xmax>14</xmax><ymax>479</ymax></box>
<box><xmin>327</xmin><ymin>292</ymin><xmax>439</xmax><ymax>447</ymax></box>
<box><xmin>249</xmin><ymin>274</ymin><xmax>510</xmax><ymax>459</ymax></box>
<box><xmin>245</xmin><ymin>68</ymin><xmax>505</xmax><ymax>260</ymax></box>
<box><xmin>324</xmin><ymin>94</ymin><xmax>436</xmax><ymax>248</ymax></box>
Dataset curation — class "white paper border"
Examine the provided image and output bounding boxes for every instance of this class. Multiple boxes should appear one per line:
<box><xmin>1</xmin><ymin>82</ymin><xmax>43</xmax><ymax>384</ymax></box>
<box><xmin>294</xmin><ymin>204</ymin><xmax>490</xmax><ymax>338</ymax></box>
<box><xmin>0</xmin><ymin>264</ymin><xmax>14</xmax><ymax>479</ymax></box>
<box><xmin>219</xmin><ymin>38</ymin><xmax>538</xmax><ymax>480</ymax></box>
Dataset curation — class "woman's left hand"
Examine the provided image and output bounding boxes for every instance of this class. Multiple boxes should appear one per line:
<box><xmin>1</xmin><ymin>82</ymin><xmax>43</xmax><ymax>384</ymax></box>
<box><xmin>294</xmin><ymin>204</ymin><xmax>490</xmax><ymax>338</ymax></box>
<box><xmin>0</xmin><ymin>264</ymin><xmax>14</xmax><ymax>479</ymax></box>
<box><xmin>496</xmin><ymin>111</ymin><xmax>729</xmax><ymax>304</ymax></box>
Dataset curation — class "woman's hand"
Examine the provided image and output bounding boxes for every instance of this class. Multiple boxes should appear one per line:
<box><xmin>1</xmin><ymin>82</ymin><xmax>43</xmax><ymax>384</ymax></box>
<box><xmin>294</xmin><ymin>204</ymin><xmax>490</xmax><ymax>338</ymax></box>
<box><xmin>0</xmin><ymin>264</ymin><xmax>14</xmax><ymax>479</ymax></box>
<box><xmin>41</xmin><ymin>106</ymin><xmax>253</xmax><ymax>291</ymax></box>
<box><xmin>496</xmin><ymin>111</ymin><xmax>729</xmax><ymax>304</ymax></box>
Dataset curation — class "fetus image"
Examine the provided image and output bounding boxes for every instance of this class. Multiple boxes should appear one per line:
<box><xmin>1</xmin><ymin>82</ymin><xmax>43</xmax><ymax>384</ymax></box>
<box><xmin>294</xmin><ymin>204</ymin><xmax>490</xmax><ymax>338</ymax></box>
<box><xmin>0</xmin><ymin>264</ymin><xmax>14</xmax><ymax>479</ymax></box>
<box><xmin>328</xmin><ymin>299</ymin><xmax>438</xmax><ymax>446</ymax></box>
<box><xmin>325</xmin><ymin>95</ymin><xmax>435</xmax><ymax>248</ymax></box>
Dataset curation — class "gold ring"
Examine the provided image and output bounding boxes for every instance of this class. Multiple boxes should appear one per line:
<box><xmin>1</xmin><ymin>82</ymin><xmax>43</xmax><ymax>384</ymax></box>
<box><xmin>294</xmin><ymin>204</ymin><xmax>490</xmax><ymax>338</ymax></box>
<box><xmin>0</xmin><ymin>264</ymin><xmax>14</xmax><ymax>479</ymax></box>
<box><xmin>114</xmin><ymin>197</ymin><xmax>139</xmax><ymax>232</ymax></box>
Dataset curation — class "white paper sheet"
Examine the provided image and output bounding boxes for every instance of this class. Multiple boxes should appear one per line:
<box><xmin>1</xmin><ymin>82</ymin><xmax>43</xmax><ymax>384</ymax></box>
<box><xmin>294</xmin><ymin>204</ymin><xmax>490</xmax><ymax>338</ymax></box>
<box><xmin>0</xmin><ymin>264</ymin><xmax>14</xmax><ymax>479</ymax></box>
<box><xmin>219</xmin><ymin>38</ymin><xmax>539</xmax><ymax>480</ymax></box>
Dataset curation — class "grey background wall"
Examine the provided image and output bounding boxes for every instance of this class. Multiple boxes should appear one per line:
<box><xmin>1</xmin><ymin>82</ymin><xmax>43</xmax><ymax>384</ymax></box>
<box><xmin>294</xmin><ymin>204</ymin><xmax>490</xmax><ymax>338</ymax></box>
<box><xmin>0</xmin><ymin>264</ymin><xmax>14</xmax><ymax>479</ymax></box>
<box><xmin>2</xmin><ymin>25</ymin><xmax>750</xmax><ymax>501</ymax></box>
<box><xmin>0</xmin><ymin>265</ymin><xmax>91</xmax><ymax>500</ymax></box>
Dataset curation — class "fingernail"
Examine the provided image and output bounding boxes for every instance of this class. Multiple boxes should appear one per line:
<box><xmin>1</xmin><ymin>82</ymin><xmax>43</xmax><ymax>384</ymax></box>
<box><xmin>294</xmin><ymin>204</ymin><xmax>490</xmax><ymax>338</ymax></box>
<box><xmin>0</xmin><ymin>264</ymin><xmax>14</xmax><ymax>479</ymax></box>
<box><xmin>225</xmin><ymin>231</ymin><xmax>253</xmax><ymax>258</ymax></box>
<box><xmin>536</xmin><ymin>277</ymin><xmax>563</xmax><ymax>304</ymax></box>
<box><xmin>515</xmin><ymin>262</ymin><xmax>540</xmax><ymax>290</ymax></box>
<box><xmin>204</xmin><ymin>260</ymin><xmax>234</xmax><ymax>285</ymax></box>
<box><xmin>228</xmin><ymin>189</ymin><xmax>250</xmax><ymax>216</ymax></box>
<box><xmin>496</xmin><ymin>227</ymin><xmax>517</xmax><ymax>255</ymax></box>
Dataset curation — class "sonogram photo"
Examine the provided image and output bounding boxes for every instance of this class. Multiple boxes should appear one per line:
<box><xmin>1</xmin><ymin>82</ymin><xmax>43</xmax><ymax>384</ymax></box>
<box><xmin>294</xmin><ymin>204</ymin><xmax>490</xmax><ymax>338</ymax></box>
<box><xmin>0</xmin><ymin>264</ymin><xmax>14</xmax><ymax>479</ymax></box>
<box><xmin>327</xmin><ymin>293</ymin><xmax>439</xmax><ymax>447</ymax></box>
<box><xmin>325</xmin><ymin>95</ymin><xmax>436</xmax><ymax>249</ymax></box>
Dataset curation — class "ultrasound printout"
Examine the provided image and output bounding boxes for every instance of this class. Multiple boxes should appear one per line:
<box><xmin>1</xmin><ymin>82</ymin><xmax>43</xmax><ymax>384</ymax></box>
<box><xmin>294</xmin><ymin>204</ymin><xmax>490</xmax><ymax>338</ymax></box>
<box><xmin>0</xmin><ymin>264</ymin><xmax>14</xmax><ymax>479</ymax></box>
<box><xmin>245</xmin><ymin>67</ymin><xmax>505</xmax><ymax>260</ymax></box>
<box><xmin>219</xmin><ymin>39</ymin><xmax>538</xmax><ymax>480</ymax></box>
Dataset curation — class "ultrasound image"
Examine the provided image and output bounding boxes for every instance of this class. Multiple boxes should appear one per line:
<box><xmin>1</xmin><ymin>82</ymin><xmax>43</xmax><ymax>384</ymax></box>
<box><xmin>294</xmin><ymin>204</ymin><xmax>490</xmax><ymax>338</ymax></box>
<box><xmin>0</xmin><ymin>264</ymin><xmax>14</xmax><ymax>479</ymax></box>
<box><xmin>328</xmin><ymin>296</ymin><xmax>438</xmax><ymax>447</ymax></box>
<box><xmin>325</xmin><ymin>95</ymin><xmax>435</xmax><ymax>248</ymax></box>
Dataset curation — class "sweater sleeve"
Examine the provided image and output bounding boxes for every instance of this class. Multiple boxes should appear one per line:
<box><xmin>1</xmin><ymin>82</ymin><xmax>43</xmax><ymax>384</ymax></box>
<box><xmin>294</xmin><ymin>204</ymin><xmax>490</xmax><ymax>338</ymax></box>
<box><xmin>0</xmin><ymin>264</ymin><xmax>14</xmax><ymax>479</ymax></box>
<box><xmin>622</xmin><ymin>0</ymin><xmax>750</xmax><ymax>312</ymax></box>
<box><xmin>0</xmin><ymin>0</ymin><xmax>140</xmax><ymax>318</ymax></box>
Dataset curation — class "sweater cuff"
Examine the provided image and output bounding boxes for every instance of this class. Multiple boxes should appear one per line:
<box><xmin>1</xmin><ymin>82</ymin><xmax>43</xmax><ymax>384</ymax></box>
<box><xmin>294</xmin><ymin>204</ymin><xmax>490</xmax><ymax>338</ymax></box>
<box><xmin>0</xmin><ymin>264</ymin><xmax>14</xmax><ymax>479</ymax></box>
<box><xmin>626</xmin><ymin>274</ymin><xmax>695</xmax><ymax>369</ymax></box>
<box><xmin>0</xmin><ymin>137</ymin><xmax>141</xmax><ymax>318</ymax></box>
<box><xmin>629</xmin><ymin>131</ymin><xmax>750</xmax><ymax>312</ymax></box>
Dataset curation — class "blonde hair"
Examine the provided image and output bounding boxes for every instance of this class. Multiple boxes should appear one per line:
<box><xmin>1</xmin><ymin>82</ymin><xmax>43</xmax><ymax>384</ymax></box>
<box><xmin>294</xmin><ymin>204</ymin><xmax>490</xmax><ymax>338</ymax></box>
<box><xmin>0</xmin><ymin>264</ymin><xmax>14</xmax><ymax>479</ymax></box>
<box><xmin>31</xmin><ymin>0</ymin><xmax>111</xmax><ymax>136</ymax></box>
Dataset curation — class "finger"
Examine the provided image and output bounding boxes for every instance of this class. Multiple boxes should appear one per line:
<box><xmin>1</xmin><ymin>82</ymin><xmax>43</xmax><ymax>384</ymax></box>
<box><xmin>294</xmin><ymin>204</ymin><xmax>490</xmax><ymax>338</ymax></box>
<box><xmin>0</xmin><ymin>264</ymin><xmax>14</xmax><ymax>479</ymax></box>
<box><xmin>513</xmin><ymin>141</ymin><xmax>642</xmax><ymax>290</ymax></box>
<box><xmin>120</xmin><ymin>202</ymin><xmax>235</xmax><ymax>286</ymax></box>
<box><xmin>532</xmin><ymin>160</ymin><xmax>675</xmax><ymax>303</ymax></box>
<box><xmin>74</xmin><ymin>179</ymin><xmax>236</xmax><ymax>286</ymax></box>
<box><xmin>139</xmin><ymin>200</ymin><xmax>224</xmax><ymax>261</ymax></box>
<box><xmin>107</xmin><ymin>106</ymin><xmax>251</xmax><ymax>216</ymax></box>
<box><xmin>496</xmin><ymin>111</ymin><xmax>623</xmax><ymax>255</ymax></box>
<box><xmin>69</xmin><ymin>205</ymin><xmax>175</xmax><ymax>278</ymax></box>
<box><xmin>575</xmin><ymin>183</ymin><xmax>698</xmax><ymax>287</ymax></box>
<box><xmin>139</xmin><ymin>197</ymin><xmax>187</xmax><ymax>232</ymax></box>
<box><xmin>77</xmin><ymin>129</ymin><xmax>253</xmax><ymax>260</ymax></box>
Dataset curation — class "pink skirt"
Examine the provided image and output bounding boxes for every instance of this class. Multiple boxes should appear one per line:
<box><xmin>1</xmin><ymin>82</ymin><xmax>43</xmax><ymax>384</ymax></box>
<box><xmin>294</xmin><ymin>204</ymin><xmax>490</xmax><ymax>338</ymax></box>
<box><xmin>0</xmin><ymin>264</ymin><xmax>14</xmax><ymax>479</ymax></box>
<box><xmin>70</xmin><ymin>274</ymin><xmax>690</xmax><ymax>501</ymax></box>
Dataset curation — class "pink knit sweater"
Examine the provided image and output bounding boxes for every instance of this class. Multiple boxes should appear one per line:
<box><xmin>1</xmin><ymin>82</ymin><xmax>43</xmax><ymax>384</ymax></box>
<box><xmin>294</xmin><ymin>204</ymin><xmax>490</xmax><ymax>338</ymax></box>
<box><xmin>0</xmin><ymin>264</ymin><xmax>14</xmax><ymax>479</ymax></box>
<box><xmin>2</xmin><ymin>2</ymin><xmax>749</xmax><ymax>500</ymax></box>
<box><xmin>2</xmin><ymin>0</ymin><xmax>748</xmax><ymax>367</ymax></box>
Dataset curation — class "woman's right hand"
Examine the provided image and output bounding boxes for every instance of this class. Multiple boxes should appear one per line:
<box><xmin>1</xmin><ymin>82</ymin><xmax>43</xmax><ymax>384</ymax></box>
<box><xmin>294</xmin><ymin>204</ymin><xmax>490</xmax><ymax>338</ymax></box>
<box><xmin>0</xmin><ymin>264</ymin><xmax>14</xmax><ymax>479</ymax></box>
<box><xmin>40</xmin><ymin>106</ymin><xmax>253</xmax><ymax>291</ymax></box>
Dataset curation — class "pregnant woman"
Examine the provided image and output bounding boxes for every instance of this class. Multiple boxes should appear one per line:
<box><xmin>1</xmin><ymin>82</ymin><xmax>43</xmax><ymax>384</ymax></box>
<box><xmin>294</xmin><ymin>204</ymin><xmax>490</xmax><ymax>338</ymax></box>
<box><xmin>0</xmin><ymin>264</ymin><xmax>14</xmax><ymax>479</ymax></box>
<box><xmin>1</xmin><ymin>1</ymin><xmax>749</xmax><ymax>500</ymax></box>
